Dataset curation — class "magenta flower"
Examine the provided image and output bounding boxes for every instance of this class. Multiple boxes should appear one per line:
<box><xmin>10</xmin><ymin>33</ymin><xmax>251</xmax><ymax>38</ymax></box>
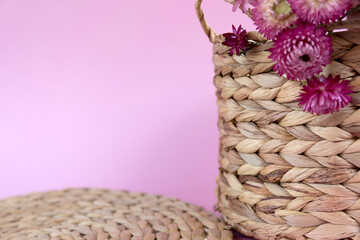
<box><xmin>298</xmin><ymin>75</ymin><xmax>353</xmax><ymax>115</ymax></box>
<box><xmin>269</xmin><ymin>22</ymin><xmax>332</xmax><ymax>81</ymax></box>
<box><xmin>288</xmin><ymin>0</ymin><xmax>352</xmax><ymax>24</ymax></box>
<box><xmin>222</xmin><ymin>25</ymin><xmax>248</xmax><ymax>56</ymax></box>
<box><xmin>252</xmin><ymin>0</ymin><xmax>298</xmax><ymax>39</ymax></box>
<box><xmin>226</xmin><ymin>0</ymin><xmax>256</xmax><ymax>13</ymax></box>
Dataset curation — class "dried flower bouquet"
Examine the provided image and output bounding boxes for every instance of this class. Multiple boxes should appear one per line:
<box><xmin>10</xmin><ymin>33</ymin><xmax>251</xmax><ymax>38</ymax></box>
<box><xmin>223</xmin><ymin>0</ymin><xmax>360</xmax><ymax>115</ymax></box>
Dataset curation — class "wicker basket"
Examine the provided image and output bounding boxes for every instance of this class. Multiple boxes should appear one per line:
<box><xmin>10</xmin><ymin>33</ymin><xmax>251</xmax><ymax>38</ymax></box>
<box><xmin>196</xmin><ymin>0</ymin><xmax>360</xmax><ymax>239</ymax></box>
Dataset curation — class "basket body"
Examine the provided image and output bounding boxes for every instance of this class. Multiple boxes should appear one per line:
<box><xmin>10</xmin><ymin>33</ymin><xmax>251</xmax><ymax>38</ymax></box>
<box><xmin>215</xmin><ymin>31</ymin><xmax>360</xmax><ymax>240</ymax></box>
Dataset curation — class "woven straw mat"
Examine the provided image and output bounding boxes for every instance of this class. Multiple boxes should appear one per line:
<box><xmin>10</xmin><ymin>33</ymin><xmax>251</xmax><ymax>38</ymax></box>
<box><xmin>0</xmin><ymin>188</ymin><xmax>233</xmax><ymax>240</ymax></box>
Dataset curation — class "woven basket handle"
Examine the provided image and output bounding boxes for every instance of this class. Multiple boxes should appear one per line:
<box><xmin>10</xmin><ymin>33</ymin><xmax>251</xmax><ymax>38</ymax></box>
<box><xmin>195</xmin><ymin>0</ymin><xmax>217</xmax><ymax>43</ymax></box>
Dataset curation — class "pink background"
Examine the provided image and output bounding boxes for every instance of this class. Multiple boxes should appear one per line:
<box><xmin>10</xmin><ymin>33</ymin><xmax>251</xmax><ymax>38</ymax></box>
<box><xmin>0</xmin><ymin>0</ymin><xmax>254</xmax><ymax>211</ymax></box>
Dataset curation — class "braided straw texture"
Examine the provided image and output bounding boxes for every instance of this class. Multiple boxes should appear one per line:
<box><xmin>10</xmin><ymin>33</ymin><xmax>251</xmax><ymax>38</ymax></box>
<box><xmin>214</xmin><ymin>31</ymin><xmax>360</xmax><ymax>240</ymax></box>
<box><xmin>0</xmin><ymin>188</ymin><xmax>232</xmax><ymax>240</ymax></box>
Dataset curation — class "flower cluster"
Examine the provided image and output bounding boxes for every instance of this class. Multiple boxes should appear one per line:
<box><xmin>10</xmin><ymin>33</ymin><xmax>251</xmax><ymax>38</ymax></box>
<box><xmin>269</xmin><ymin>22</ymin><xmax>332</xmax><ymax>81</ymax></box>
<box><xmin>222</xmin><ymin>0</ymin><xmax>358</xmax><ymax>114</ymax></box>
<box><xmin>225</xmin><ymin>0</ymin><xmax>255</xmax><ymax>13</ymax></box>
<box><xmin>298</xmin><ymin>75</ymin><xmax>353</xmax><ymax>115</ymax></box>
<box><xmin>288</xmin><ymin>0</ymin><xmax>352</xmax><ymax>25</ymax></box>
<box><xmin>252</xmin><ymin>0</ymin><xmax>298</xmax><ymax>39</ymax></box>
<box><xmin>222</xmin><ymin>25</ymin><xmax>248</xmax><ymax>56</ymax></box>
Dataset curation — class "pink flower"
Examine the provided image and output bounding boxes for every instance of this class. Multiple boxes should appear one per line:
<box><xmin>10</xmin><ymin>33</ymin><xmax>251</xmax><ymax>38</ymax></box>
<box><xmin>252</xmin><ymin>0</ymin><xmax>298</xmax><ymax>39</ymax></box>
<box><xmin>222</xmin><ymin>25</ymin><xmax>248</xmax><ymax>56</ymax></box>
<box><xmin>298</xmin><ymin>75</ymin><xmax>353</xmax><ymax>115</ymax></box>
<box><xmin>288</xmin><ymin>0</ymin><xmax>352</xmax><ymax>24</ymax></box>
<box><xmin>269</xmin><ymin>22</ymin><xmax>332</xmax><ymax>81</ymax></box>
<box><xmin>226</xmin><ymin>0</ymin><xmax>256</xmax><ymax>13</ymax></box>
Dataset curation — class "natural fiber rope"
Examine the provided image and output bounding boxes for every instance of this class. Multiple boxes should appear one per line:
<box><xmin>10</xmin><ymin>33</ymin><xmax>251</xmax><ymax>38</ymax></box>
<box><xmin>212</xmin><ymin>24</ymin><xmax>360</xmax><ymax>240</ymax></box>
<box><xmin>195</xmin><ymin>0</ymin><xmax>217</xmax><ymax>43</ymax></box>
<box><xmin>0</xmin><ymin>188</ymin><xmax>233</xmax><ymax>240</ymax></box>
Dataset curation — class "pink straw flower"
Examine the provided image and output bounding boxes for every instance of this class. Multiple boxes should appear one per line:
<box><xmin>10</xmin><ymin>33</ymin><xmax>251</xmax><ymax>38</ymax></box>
<box><xmin>226</xmin><ymin>0</ymin><xmax>256</xmax><ymax>13</ymax></box>
<box><xmin>288</xmin><ymin>0</ymin><xmax>352</xmax><ymax>24</ymax></box>
<box><xmin>222</xmin><ymin>25</ymin><xmax>248</xmax><ymax>56</ymax></box>
<box><xmin>269</xmin><ymin>22</ymin><xmax>332</xmax><ymax>81</ymax></box>
<box><xmin>252</xmin><ymin>0</ymin><xmax>298</xmax><ymax>39</ymax></box>
<box><xmin>298</xmin><ymin>75</ymin><xmax>353</xmax><ymax>115</ymax></box>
